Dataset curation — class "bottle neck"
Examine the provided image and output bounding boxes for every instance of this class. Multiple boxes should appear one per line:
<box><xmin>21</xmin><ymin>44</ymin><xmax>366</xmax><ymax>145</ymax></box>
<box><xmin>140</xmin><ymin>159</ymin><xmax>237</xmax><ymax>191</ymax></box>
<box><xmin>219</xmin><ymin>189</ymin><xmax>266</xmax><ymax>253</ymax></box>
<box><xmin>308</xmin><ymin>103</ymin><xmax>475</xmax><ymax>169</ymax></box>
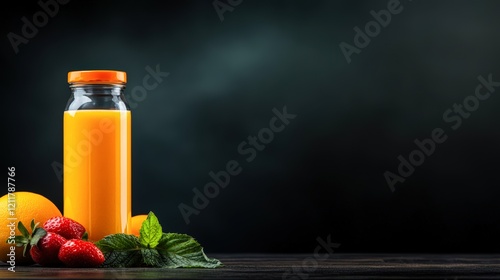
<box><xmin>70</xmin><ymin>84</ymin><xmax>124</xmax><ymax>96</ymax></box>
<box><xmin>66</xmin><ymin>84</ymin><xmax>129</xmax><ymax>111</ymax></box>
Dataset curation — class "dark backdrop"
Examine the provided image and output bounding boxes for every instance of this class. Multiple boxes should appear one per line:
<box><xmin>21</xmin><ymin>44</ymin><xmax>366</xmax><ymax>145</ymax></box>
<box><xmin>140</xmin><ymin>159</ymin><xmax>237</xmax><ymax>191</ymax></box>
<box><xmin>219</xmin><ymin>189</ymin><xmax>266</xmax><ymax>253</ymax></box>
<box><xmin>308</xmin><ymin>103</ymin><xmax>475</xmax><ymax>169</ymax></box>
<box><xmin>2</xmin><ymin>0</ymin><xmax>500</xmax><ymax>254</ymax></box>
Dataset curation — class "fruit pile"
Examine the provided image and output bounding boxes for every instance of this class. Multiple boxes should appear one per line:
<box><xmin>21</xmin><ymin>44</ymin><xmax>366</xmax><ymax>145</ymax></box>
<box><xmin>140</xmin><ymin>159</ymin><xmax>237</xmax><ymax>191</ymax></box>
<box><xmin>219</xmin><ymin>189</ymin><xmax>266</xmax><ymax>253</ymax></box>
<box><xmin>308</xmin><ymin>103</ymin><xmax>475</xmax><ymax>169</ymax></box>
<box><xmin>1</xmin><ymin>192</ymin><xmax>222</xmax><ymax>269</ymax></box>
<box><xmin>17</xmin><ymin>217</ymin><xmax>104</xmax><ymax>267</ymax></box>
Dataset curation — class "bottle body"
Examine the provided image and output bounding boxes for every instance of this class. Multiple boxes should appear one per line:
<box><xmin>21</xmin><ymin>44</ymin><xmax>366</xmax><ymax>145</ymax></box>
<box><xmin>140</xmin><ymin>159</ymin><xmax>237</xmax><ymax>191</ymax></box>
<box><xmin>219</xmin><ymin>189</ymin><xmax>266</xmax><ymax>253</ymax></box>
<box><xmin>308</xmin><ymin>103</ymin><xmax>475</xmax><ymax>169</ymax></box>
<box><xmin>63</xmin><ymin>73</ymin><xmax>131</xmax><ymax>241</ymax></box>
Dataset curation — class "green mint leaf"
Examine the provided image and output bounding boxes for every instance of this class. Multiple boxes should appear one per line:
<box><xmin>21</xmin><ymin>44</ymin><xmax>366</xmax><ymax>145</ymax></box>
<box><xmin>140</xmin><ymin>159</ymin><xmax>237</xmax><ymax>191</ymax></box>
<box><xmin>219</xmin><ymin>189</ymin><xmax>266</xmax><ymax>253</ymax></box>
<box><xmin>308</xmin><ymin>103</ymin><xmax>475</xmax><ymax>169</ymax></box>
<box><xmin>96</xmin><ymin>234</ymin><xmax>142</xmax><ymax>268</ymax></box>
<box><xmin>101</xmin><ymin>250</ymin><xmax>142</xmax><ymax>268</ymax></box>
<box><xmin>17</xmin><ymin>221</ymin><xmax>30</xmax><ymax>238</ymax></box>
<box><xmin>141</xmin><ymin>248</ymin><xmax>165</xmax><ymax>267</ymax></box>
<box><xmin>156</xmin><ymin>233</ymin><xmax>222</xmax><ymax>268</ymax></box>
<box><xmin>95</xmin><ymin>233</ymin><xmax>141</xmax><ymax>253</ymax></box>
<box><xmin>139</xmin><ymin>211</ymin><xmax>162</xmax><ymax>249</ymax></box>
<box><xmin>94</xmin><ymin>212</ymin><xmax>221</xmax><ymax>268</ymax></box>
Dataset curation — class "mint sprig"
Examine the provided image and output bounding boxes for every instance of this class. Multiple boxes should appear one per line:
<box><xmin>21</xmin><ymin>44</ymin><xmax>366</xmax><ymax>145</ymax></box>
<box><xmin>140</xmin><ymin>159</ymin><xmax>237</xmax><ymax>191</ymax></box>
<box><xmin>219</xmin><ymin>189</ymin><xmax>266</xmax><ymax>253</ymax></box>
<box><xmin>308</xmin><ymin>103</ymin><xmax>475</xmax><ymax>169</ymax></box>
<box><xmin>95</xmin><ymin>212</ymin><xmax>221</xmax><ymax>268</ymax></box>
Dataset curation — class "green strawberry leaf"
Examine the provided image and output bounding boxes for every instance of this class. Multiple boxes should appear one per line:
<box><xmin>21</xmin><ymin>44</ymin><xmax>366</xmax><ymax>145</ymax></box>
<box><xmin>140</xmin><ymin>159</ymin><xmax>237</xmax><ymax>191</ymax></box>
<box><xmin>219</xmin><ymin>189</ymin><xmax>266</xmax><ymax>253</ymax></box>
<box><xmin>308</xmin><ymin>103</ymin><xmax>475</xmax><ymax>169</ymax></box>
<box><xmin>30</xmin><ymin>219</ymin><xmax>38</xmax><ymax>232</ymax></box>
<box><xmin>29</xmin><ymin>228</ymin><xmax>47</xmax><ymax>247</ymax></box>
<box><xmin>156</xmin><ymin>233</ymin><xmax>222</xmax><ymax>268</ymax></box>
<box><xmin>139</xmin><ymin>212</ymin><xmax>162</xmax><ymax>249</ymax></box>
<box><xmin>14</xmin><ymin>236</ymin><xmax>28</xmax><ymax>246</ymax></box>
<box><xmin>17</xmin><ymin>221</ymin><xmax>30</xmax><ymax>238</ymax></box>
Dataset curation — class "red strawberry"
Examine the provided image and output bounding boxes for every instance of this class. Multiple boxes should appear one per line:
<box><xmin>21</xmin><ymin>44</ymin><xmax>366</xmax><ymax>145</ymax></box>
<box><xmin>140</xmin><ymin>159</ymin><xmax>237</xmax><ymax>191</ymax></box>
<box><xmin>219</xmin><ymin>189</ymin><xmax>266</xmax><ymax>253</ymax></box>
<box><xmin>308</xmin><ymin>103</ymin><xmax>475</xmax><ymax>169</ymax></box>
<box><xmin>58</xmin><ymin>239</ymin><xmax>105</xmax><ymax>267</ymax></box>
<box><xmin>15</xmin><ymin>220</ymin><xmax>67</xmax><ymax>266</ymax></box>
<box><xmin>43</xmin><ymin>217</ymin><xmax>87</xmax><ymax>240</ymax></box>
<box><xmin>30</xmin><ymin>231</ymin><xmax>67</xmax><ymax>266</ymax></box>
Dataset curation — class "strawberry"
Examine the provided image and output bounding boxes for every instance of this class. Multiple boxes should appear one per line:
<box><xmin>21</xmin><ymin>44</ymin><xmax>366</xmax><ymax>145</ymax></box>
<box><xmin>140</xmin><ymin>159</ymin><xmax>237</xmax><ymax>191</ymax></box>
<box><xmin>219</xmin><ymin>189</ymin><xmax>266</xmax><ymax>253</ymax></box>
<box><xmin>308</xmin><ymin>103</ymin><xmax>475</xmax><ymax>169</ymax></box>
<box><xmin>43</xmin><ymin>216</ymin><xmax>87</xmax><ymax>240</ymax></box>
<box><xmin>30</xmin><ymin>231</ymin><xmax>67</xmax><ymax>266</ymax></box>
<box><xmin>15</xmin><ymin>220</ymin><xmax>67</xmax><ymax>266</ymax></box>
<box><xmin>58</xmin><ymin>239</ymin><xmax>105</xmax><ymax>267</ymax></box>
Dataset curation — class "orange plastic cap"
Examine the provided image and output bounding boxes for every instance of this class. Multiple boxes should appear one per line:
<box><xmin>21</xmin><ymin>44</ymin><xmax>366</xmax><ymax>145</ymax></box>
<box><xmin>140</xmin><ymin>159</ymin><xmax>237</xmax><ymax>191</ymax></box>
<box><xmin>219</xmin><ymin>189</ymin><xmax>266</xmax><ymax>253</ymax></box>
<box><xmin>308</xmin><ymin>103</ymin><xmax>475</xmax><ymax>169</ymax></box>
<box><xmin>68</xmin><ymin>70</ymin><xmax>127</xmax><ymax>84</ymax></box>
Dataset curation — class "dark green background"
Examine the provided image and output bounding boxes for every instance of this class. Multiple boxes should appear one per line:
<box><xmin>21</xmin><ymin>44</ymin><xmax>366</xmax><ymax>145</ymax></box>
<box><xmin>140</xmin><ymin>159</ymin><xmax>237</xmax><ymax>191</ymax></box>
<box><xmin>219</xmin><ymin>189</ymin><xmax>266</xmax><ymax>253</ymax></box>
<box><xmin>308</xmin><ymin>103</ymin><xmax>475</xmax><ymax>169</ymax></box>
<box><xmin>2</xmin><ymin>0</ymin><xmax>500</xmax><ymax>253</ymax></box>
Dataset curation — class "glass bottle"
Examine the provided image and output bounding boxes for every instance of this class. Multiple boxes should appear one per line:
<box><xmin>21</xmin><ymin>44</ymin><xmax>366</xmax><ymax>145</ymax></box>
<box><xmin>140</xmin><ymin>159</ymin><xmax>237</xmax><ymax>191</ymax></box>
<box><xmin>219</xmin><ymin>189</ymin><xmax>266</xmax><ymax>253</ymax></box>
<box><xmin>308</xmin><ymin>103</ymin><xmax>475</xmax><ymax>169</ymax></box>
<box><xmin>63</xmin><ymin>70</ymin><xmax>131</xmax><ymax>241</ymax></box>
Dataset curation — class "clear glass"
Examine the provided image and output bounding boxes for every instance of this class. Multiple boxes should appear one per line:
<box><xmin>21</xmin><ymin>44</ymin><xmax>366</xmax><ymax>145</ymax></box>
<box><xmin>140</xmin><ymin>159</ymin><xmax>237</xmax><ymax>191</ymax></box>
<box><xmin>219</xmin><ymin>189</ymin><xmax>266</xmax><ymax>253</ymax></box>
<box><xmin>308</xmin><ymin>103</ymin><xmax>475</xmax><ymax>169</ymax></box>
<box><xmin>65</xmin><ymin>84</ymin><xmax>130</xmax><ymax>111</ymax></box>
<box><xmin>63</xmin><ymin>83</ymin><xmax>131</xmax><ymax>241</ymax></box>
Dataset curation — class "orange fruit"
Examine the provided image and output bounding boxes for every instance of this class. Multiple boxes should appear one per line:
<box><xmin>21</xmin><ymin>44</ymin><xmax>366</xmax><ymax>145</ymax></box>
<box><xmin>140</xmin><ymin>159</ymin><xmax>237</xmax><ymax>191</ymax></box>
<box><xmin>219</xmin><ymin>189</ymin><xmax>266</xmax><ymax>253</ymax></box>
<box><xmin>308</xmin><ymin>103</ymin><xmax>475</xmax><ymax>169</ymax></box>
<box><xmin>128</xmin><ymin>214</ymin><xmax>148</xmax><ymax>237</ymax></box>
<box><xmin>0</xmin><ymin>191</ymin><xmax>62</xmax><ymax>264</ymax></box>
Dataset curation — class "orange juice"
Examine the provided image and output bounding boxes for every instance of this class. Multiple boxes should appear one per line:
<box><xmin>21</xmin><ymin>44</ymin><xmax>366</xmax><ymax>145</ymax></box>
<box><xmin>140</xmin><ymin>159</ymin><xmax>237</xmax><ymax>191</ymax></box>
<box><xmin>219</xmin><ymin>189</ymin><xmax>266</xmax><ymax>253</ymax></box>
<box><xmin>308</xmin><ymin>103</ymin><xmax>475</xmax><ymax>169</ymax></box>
<box><xmin>63</xmin><ymin>110</ymin><xmax>131</xmax><ymax>241</ymax></box>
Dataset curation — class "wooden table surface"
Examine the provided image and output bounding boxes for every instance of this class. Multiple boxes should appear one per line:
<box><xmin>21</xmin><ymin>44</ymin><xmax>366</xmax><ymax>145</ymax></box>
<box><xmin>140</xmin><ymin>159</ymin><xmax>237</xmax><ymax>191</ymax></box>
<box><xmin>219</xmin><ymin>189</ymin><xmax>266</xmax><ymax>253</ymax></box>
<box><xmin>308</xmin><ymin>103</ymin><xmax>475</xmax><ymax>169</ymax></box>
<box><xmin>2</xmin><ymin>254</ymin><xmax>500</xmax><ymax>279</ymax></box>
